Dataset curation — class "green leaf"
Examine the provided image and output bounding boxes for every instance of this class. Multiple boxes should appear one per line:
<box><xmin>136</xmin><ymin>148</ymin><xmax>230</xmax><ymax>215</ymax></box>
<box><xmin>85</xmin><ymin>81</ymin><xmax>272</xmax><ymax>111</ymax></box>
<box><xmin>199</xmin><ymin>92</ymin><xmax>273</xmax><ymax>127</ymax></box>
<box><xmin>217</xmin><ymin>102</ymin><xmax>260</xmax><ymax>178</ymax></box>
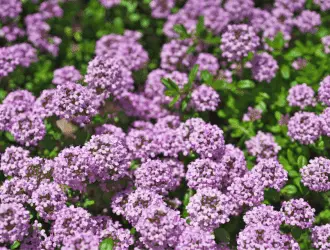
<box><xmin>237</xmin><ymin>80</ymin><xmax>255</xmax><ymax>89</ymax></box>
<box><xmin>214</xmin><ymin>228</ymin><xmax>230</xmax><ymax>243</ymax></box>
<box><xmin>10</xmin><ymin>241</ymin><xmax>20</xmax><ymax>250</ymax></box>
<box><xmin>297</xmin><ymin>155</ymin><xmax>308</xmax><ymax>168</ymax></box>
<box><xmin>281</xmin><ymin>65</ymin><xmax>290</xmax><ymax>79</ymax></box>
<box><xmin>272</xmin><ymin>32</ymin><xmax>285</xmax><ymax>50</ymax></box>
<box><xmin>181</xmin><ymin>98</ymin><xmax>189</xmax><ymax>111</ymax></box>
<box><xmin>281</xmin><ymin>185</ymin><xmax>297</xmax><ymax>197</ymax></box>
<box><xmin>100</xmin><ymin>238</ymin><xmax>114</xmax><ymax>250</ymax></box>
<box><xmin>188</xmin><ymin>64</ymin><xmax>199</xmax><ymax>88</ymax></box>
<box><xmin>291</xmin><ymin>227</ymin><xmax>303</xmax><ymax>240</ymax></box>
<box><xmin>169</xmin><ymin>95</ymin><xmax>180</xmax><ymax>107</ymax></box>
<box><xmin>196</xmin><ymin>16</ymin><xmax>205</xmax><ymax>36</ymax></box>
<box><xmin>173</xmin><ymin>24</ymin><xmax>190</xmax><ymax>39</ymax></box>
<box><xmin>287</xmin><ymin>149</ymin><xmax>295</xmax><ymax>165</ymax></box>
<box><xmin>161</xmin><ymin>78</ymin><xmax>179</xmax><ymax>92</ymax></box>
<box><xmin>201</xmin><ymin>70</ymin><xmax>213</xmax><ymax>84</ymax></box>
<box><xmin>5</xmin><ymin>132</ymin><xmax>15</xmax><ymax>142</ymax></box>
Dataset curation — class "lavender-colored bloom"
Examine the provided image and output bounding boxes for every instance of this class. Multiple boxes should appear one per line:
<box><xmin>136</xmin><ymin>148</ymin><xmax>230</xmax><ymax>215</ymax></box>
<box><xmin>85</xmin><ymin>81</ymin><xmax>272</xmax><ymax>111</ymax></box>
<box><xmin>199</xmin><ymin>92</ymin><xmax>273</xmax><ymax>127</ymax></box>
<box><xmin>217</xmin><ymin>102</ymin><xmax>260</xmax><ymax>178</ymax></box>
<box><xmin>19</xmin><ymin>220</ymin><xmax>51</xmax><ymax>250</ymax></box>
<box><xmin>163</xmin><ymin>11</ymin><xmax>197</xmax><ymax>38</ymax></box>
<box><xmin>224</xmin><ymin>0</ymin><xmax>254</xmax><ymax>22</ymax></box>
<box><xmin>160</xmin><ymin>39</ymin><xmax>194</xmax><ymax>71</ymax></box>
<box><xmin>126</xmin><ymin>128</ymin><xmax>155</xmax><ymax>161</ymax></box>
<box><xmin>135</xmin><ymin>204</ymin><xmax>186</xmax><ymax>248</ymax></box>
<box><xmin>144</xmin><ymin>69</ymin><xmax>168</xmax><ymax>103</ymax></box>
<box><xmin>53</xmin><ymin>66</ymin><xmax>82</xmax><ymax>85</ymax></box>
<box><xmin>218</xmin><ymin>69</ymin><xmax>233</xmax><ymax>83</ymax></box>
<box><xmin>275</xmin><ymin>0</ymin><xmax>306</xmax><ymax>12</ymax></box>
<box><xmin>95</xmin><ymin>124</ymin><xmax>126</xmax><ymax>139</ymax></box>
<box><xmin>152</xmin><ymin>116</ymin><xmax>185</xmax><ymax>157</ymax></box>
<box><xmin>85</xmin><ymin>56</ymin><xmax>134</xmax><ymax>98</ymax></box>
<box><xmin>101</xmin><ymin>42</ymin><xmax>148</xmax><ymax>71</ymax></box>
<box><xmin>62</xmin><ymin>231</ymin><xmax>99</xmax><ymax>250</ymax></box>
<box><xmin>0</xmin><ymin>177</ymin><xmax>33</xmax><ymax>204</ymax></box>
<box><xmin>182</xmin><ymin>0</ymin><xmax>222</xmax><ymax>19</ymax></box>
<box><xmin>311</xmin><ymin>224</ymin><xmax>330</xmax><ymax>250</ymax></box>
<box><xmin>220</xmin><ymin>144</ymin><xmax>247</xmax><ymax>188</ymax></box>
<box><xmin>221</xmin><ymin>24</ymin><xmax>260</xmax><ymax>62</ymax></box>
<box><xmin>186</xmin><ymin>159</ymin><xmax>227</xmax><ymax>190</ymax></box>
<box><xmin>134</xmin><ymin>159</ymin><xmax>183</xmax><ymax>194</ymax></box>
<box><xmin>190</xmin><ymin>84</ymin><xmax>220</xmax><ymax>112</ymax></box>
<box><xmin>31</xmin><ymin>181</ymin><xmax>67</xmax><ymax>221</ymax></box>
<box><xmin>281</xmin><ymin>198</ymin><xmax>315</xmax><ymax>229</ymax></box>
<box><xmin>0</xmin><ymin>104</ymin><xmax>16</xmax><ymax>131</ymax></box>
<box><xmin>178</xmin><ymin>118</ymin><xmax>225</xmax><ymax>160</ymax></box>
<box><xmin>262</xmin><ymin>11</ymin><xmax>292</xmax><ymax>44</ymax></box>
<box><xmin>249</xmin><ymin>8</ymin><xmax>272</xmax><ymax>33</ymax></box>
<box><xmin>292</xmin><ymin>58</ymin><xmax>307</xmax><ymax>70</ymax></box>
<box><xmin>3</xmin><ymin>90</ymin><xmax>35</xmax><ymax>113</ymax></box>
<box><xmin>0</xmin><ymin>0</ymin><xmax>22</xmax><ymax>21</ymax></box>
<box><xmin>244</xmin><ymin>205</ymin><xmax>285</xmax><ymax>229</ymax></box>
<box><xmin>202</xmin><ymin>8</ymin><xmax>230</xmax><ymax>35</ymax></box>
<box><xmin>314</xmin><ymin>0</ymin><xmax>330</xmax><ymax>11</ymax></box>
<box><xmin>287</xmin><ymin>111</ymin><xmax>321</xmax><ymax>145</ymax></box>
<box><xmin>55</xmin><ymin>82</ymin><xmax>101</xmax><ymax>126</ymax></box>
<box><xmin>19</xmin><ymin>157</ymin><xmax>52</xmax><ymax>186</ymax></box>
<box><xmin>318</xmin><ymin>75</ymin><xmax>330</xmax><ymax>106</ymax></box>
<box><xmin>8</xmin><ymin>43</ymin><xmax>38</xmax><ymax>68</ymax></box>
<box><xmin>245</xmin><ymin>131</ymin><xmax>281</xmax><ymax>161</ymax></box>
<box><xmin>9</xmin><ymin>113</ymin><xmax>46</xmax><ymax>147</ymax></box>
<box><xmin>0</xmin><ymin>203</ymin><xmax>30</xmax><ymax>244</ymax></box>
<box><xmin>51</xmin><ymin>206</ymin><xmax>97</xmax><ymax>246</ymax></box>
<box><xmin>237</xmin><ymin>224</ymin><xmax>299</xmax><ymax>250</ymax></box>
<box><xmin>111</xmin><ymin>188</ymin><xmax>132</xmax><ymax>216</ymax></box>
<box><xmin>99</xmin><ymin>0</ymin><xmax>120</xmax><ymax>8</ymax></box>
<box><xmin>288</xmin><ymin>84</ymin><xmax>316</xmax><ymax>109</ymax></box>
<box><xmin>124</xmin><ymin>188</ymin><xmax>164</xmax><ymax>225</ymax></box>
<box><xmin>39</xmin><ymin>0</ymin><xmax>63</xmax><ymax>19</ymax></box>
<box><xmin>94</xmin><ymin>216</ymin><xmax>134</xmax><ymax>249</ymax></box>
<box><xmin>53</xmin><ymin>146</ymin><xmax>96</xmax><ymax>191</ymax></box>
<box><xmin>322</xmin><ymin>36</ymin><xmax>330</xmax><ymax>54</ymax></box>
<box><xmin>150</xmin><ymin>0</ymin><xmax>175</xmax><ymax>18</ymax></box>
<box><xmin>33</xmin><ymin>89</ymin><xmax>57</xmax><ymax>118</ymax></box>
<box><xmin>0</xmin><ymin>47</ymin><xmax>19</xmax><ymax>78</ymax></box>
<box><xmin>300</xmin><ymin>157</ymin><xmax>330</xmax><ymax>192</ymax></box>
<box><xmin>25</xmin><ymin>13</ymin><xmax>61</xmax><ymax>56</ymax></box>
<box><xmin>227</xmin><ymin>172</ymin><xmax>264</xmax><ymax>211</ymax></box>
<box><xmin>119</xmin><ymin>92</ymin><xmax>169</xmax><ymax>120</ymax></box>
<box><xmin>84</xmin><ymin>134</ymin><xmax>131</xmax><ymax>181</ymax></box>
<box><xmin>0</xmin><ymin>146</ymin><xmax>30</xmax><ymax>177</ymax></box>
<box><xmin>176</xmin><ymin>226</ymin><xmax>219</xmax><ymax>250</ymax></box>
<box><xmin>252</xmin><ymin>159</ymin><xmax>288</xmax><ymax>191</ymax></box>
<box><xmin>279</xmin><ymin>114</ymin><xmax>290</xmax><ymax>126</ymax></box>
<box><xmin>251</xmin><ymin>52</ymin><xmax>278</xmax><ymax>83</ymax></box>
<box><xmin>0</xmin><ymin>25</ymin><xmax>25</xmax><ymax>42</ymax></box>
<box><xmin>320</xmin><ymin>108</ymin><xmax>330</xmax><ymax>136</ymax></box>
<box><xmin>243</xmin><ymin>107</ymin><xmax>262</xmax><ymax>122</ymax></box>
<box><xmin>295</xmin><ymin>10</ymin><xmax>321</xmax><ymax>33</ymax></box>
<box><xmin>195</xmin><ymin>53</ymin><xmax>219</xmax><ymax>76</ymax></box>
<box><xmin>187</xmin><ymin>188</ymin><xmax>232</xmax><ymax>231</ymax></box>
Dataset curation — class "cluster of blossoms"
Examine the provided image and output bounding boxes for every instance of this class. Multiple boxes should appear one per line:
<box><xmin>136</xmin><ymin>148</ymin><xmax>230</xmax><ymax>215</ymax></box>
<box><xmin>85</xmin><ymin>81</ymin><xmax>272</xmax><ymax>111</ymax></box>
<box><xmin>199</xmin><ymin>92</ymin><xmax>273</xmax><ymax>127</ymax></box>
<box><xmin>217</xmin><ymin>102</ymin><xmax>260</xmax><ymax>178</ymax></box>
<box><xmin>1</xmin><ymin>0</ymin><xmax>330</xmax><ymax>249</ymax></box>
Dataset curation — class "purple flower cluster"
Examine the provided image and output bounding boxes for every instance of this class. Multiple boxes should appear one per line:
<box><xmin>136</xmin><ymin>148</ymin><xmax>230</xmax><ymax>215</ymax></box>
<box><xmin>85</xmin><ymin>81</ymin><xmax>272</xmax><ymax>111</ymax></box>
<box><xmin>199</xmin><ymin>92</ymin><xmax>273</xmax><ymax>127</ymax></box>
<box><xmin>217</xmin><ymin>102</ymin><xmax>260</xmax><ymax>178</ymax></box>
<box><xmin>312</xmin><ymin>224</ymin><xmax>330</xmax><ymax>250</ymax></box>
<box><xmin>245</xmin><ymin>131</ymin><xmax>281</xmax><ymax>161</ymax></box>
<box><xmin>300</xmin><ymin>157</ymin><xmax>330</xmax><ymax>192</ymax></box>
<box><xmin>322</xmin><ymin>35</ymin><xmax>330</xmax><ymax>54</ymax></box>
<box><xmin>288</xmin><ymin>111</ymin><xmax>321</xmax><ymax>144</ymax></box>
<box><xmin>281</xmin><ymin>198</ymin><xmax>315</xmax><ymax>229</ymax></box>
<box><xmin>221</xmin><ymin>24</ymin><xmax>260</xmax><ymax>62</ymax></box>
<box><xmin>251</xmin><ymin>52</ymin><xmax>279</xmax><ymax>83</ymax></box>
<box><xmin>318</xmin><ymin>75</ymin><xmax>330</xmax><ymax>106</ymax></box>
<box><xmin>288</xmin><ymin>83</ymin><xmax>316</xmax><ymax>109</ymax></box>
<box><xmin>53</xmin><ymin>66</ymin><xmax>82</xmax><ymax>85</ymax></box>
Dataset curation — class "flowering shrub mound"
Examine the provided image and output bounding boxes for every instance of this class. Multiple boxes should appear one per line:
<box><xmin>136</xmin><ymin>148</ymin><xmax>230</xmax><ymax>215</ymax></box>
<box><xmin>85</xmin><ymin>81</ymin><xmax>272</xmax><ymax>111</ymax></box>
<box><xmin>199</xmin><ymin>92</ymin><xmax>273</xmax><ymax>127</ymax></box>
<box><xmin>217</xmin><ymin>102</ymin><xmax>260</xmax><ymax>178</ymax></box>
<box><xmin>1</xmin><ymin>0</ymin><xmax>330</xmax><ymax>249</ymax></box>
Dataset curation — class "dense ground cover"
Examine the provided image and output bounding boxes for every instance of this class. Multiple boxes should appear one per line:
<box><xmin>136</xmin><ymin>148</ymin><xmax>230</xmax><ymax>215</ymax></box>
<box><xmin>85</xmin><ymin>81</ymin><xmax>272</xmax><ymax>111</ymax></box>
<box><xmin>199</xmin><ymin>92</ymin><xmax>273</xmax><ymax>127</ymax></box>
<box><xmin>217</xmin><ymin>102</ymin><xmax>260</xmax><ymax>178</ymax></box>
<box><xmin>0</xmin><ymin>0</ymin><xmax>330</xmax><ymax>249</ymax></box>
